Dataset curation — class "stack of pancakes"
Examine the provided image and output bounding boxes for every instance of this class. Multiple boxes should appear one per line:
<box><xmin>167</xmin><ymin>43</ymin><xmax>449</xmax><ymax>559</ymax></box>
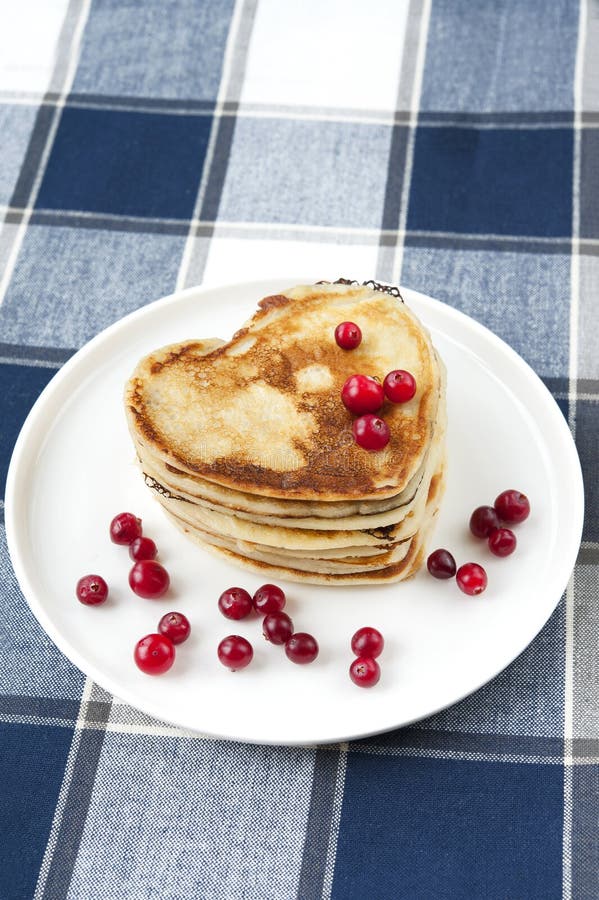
<box><xmin>124</xmin><ymin>282</ymin><xmax>446</xmax><ymax>585</ymax></box>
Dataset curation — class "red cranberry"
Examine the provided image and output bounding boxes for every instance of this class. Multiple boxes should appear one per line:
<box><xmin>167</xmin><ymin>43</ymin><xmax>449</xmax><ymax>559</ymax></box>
<box><xmin>383</xmin><ymin>369</ymin><xmax>417</xmax><ymax>403</ymax></box>
<box><xmin>426</xmin><ymin>549</ymin><xmax>457</xmax><ymax>579</ymax></box>
<box><xmin>352</xmin><ymin>414</ymin><xmax>390</xmax><ymax>451</ymax></box>
<box><xmin>253</xmin><ymin>583</ymin><xmax>286</xmax><ymax>615</ymax></box>
<box><xmin>263</xmin><ymin>611</ymin><xmax>294</xmax><ymax>645</ymax></box>
<box><xmin>110</xmin><ymin>512</ymin><xmax>142</xmax><ymax>545</ymax></box>
<box><xmin>335</xmin><ymin>321</ymin><xmax>362</xmax><ymax>350</ymax></box>
<box><xmin>218</xmin><ymin>587</ymin><xmax>253</xmax><ymax>620</ymax></box>
<box><xmin>341</xmin><ymin>374</ymin><xmax>384</xmax><ymax>415</ymax></box>
<box><xmin>351</xmin><ymin>626</ymin><xmax>384</xmax><ymax>658</ymax></box>
<box><xmin>456</xmin><ymin>562</ymin><xmax>488</xmax><ymax>596</ymax></box>
<box><xmin>129</xmin><ymin>559</ymin><xmax>170</xmax><ymax>599</ymax></box>
<box><xmin>494</xmin><ymin>489</ymin><xmax>530</xmax><ymax>524</ymax></box>
<box><xmin>158</xmin><ymin>611</ymin><xmax>191</xmax><ymax>644</ymax></box>
<box><xmin>76</xmin><ymin>574</ymin><xmax>108</xmax><ymax>606</ymax></box>
<box><xmin>488</xmin><ymin>527</ymin><xmax>517</xmax><ymax>557</ymax></box>
<box><xmin>129</xmin><ymin>536</ymin><xmax>157</xmax><ymax>561</ymax></box>
<box><xmin>469</xmin><ymin>505</ymin><xmax>500</xmax><ymax>538</ymax></box>
<box><xmin>217</xmin><ymin>635</ymin><xmax>253</xmax><ymax>671</ymax></box>
<box><xmin>134</xmin><ymin>633</ymin><xmax>175</xmax><ymax>675</ymax></box>
<box><xmin>349</xmin><ymin>656</ymin><xmax>380</xmax><ymax>688</ymax></box>
<box><xmin>285</xmin><ymin>633</ymin><xmax>319</xmax><ymax>664</ymax></box>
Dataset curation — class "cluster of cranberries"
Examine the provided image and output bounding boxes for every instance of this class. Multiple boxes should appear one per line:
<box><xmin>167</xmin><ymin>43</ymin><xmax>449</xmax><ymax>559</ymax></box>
<box><xmin>335</xmin><ymin>320</ymin><xmax>416</xmax><ymax>452</ymax></box>
<box><xmin>134</xmin><ymin>611</ymin><xmax>191</xmax><ymax>675</ymax></box>
<box><xmin>216</xmin><ymin>583</ymin><xmax>384</xmax><ymax>688</ymax></box>
<box><xmin>109</xmin><ymin>512</ymin><xmax>170</xmax><ymax>599</ymax></box>
<box><xmin>426</xmin><ymin>552</ymin><xmax>488</xmax><ymax>596</ymax></box>
<box><xmin>349</xmin><ymin>626</ymin><xmax>384</xmax><ymax>687</ymax></box>
<box><xmin>427</xmin><ymin>489</ymin><xmax>531</xmax><ymax>596</ymax></box>
<box><xmin>216</xmin><ymin>583</ymin><xmax>319</xmax><ymax>670</ymax></box>
<box><xmin>469</xmin><ymin>489</ymin><xmax>530</xmax><ymax>556</ymax></box>
<box><xmin>76</xmin><ymin>512</ymin><xmax>191</xmax><ymax>675</ymax></box>
<box><xmin>76</xmin><ymin>512</ymin><xmax>171</xmax><ymax>605</ymax></box>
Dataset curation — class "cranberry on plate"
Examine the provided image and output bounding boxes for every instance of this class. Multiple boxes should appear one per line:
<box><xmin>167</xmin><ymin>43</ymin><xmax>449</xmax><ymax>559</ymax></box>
<box><xmin>456</xmin><ymin>562</ymin><xmax>488</xmax><ymax>596</ymax></box>
<box><xmin>110</xmin><ymin>512</ymin><xmax>142</xmax><ymax>545</ymax></box>
<box><xmin>76</xmin><ymin>574</ymin><xmax>108</xmax><ymax>605</ymax></box>
<box><xmin>134</xmin><ymin>633</ymin><xmax>175</xmax><ymax>675</ymax></box>
<box><xmin>469</xmin><ymin>505</ymin><xmax>500</xmax><ymax>539</ymax></box>
<box><xmin>488</xmin><ymin>527</ymin><xmax>517</xmax><ymax>557</ymax></box>
<box><xmin>218</xmin><ymin>587</ymin><xmax>253</xmax><ymax>620</ymax></box>
<box><xmin>285</xmin><ymin>633</ymin><xmax>319</xmax><ymax>664</ymax></box>
<box><xmin>158</xmin><ymin>611</ymin><xmax>191</xmax><ymax>644</ymax></box>
<box><xmin>253</xmin><ymin>583</ymin><xmax>286</xmax><ymax>615</ymax></box>
<box><xmin>129</xmin><ymin>559</ymin><xmax>170</xmax><ymax>599</ymax></box>
<box><xmin>426</xmin><ymin>549</ymin><xmax>457</xmax><ymax>579</ymax></box>
<box><xmin>129</xmin><ymin>536</ymin><xmax>157</xmax><ymax>561</ymax></box>
<box><xmin>217</xmin><ymin>635</ymin><xmax>253</xmax><ymax>671</ymax></box>
<box><xmin>351</xmin><ymin>626</ymin><xmax>384</xmax><ymax>658</ymax></box>
<box><xmin>494</xmin><ymin>490</ymin><xmax>530</xmax><ymax>524</ymax></box>
<box><xmin>349</xmin><ymin>656</ymin><xmax>381</xmax><ymax>688</ymax></box>
<box><xmin>263</xmin><ymin>611</ymin><xmax>294</xmax><ymax>645</ymax></box>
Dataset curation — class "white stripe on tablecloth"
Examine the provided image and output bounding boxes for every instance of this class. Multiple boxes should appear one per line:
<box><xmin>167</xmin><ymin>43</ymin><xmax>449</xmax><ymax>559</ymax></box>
<box><xmin>354</xmin><ymin>742</ymin><xmax>585</xmax><ymax>766</ymax></box>
<box><xmin>392</xmin><ymin>0</ymin><xmax>432</xmax><ymax>285</ymax></box>
<box><xmin>0</xmin><ymin>92</ymin><xmax>587</xmax><ymax>128</ymax></box>
<box><xmin>321</xmin><ymin>742</ymin><xmax>349</xmax><ymax>900</ymax></box>
<box><xmin>175</xmin><ymin>0</ymin><xmax>256</xmax><ymax>292</ymax></box>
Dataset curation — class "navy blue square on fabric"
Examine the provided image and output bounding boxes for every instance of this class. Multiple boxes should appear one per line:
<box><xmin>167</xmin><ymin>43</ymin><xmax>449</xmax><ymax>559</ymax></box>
<box><xmin>0</xmin><ymin>722</ymin><xmax>74</xmax><ymax>900</ymax></box>
<box><xmin>580</xmin><ymin>129</ymin><xmax>599</xmax><ymax>239</ymax></box>
<box><xmin>332</xmin><ymin>752</ymin><xmax>563</xmax><ymax>900</ymax></box>
<box><xmin>0</xmin><ymin>362</ymin><xmax>56</xmax><ymax>495</ymax></box>
<box><xmin>407</xmin><ymin>127</ymin><xmax>573</xmax><ymax>237</ymax></box>
<box><xmin>572</xmin><ymin>764</ymin><xmax>599</xmax><ymax>896</ymax></box>
<box><xmin>36</xmin><ymin>107</ymin><xmax>212</xmax><ymax>219</ymax></box>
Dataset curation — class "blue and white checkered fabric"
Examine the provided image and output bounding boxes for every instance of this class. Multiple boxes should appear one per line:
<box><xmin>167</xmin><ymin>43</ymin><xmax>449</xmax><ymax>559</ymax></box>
<box><xmin>1</xmin><ymin>1</ymin><xmax>597</xmax><ymax>898</ymax></box>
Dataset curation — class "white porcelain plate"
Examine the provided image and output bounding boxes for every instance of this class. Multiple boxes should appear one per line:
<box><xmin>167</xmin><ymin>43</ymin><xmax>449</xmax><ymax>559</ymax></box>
<box><xmin>5</xmin><ymin>278</ymin><xmax>584</xmax><ymax>745</ymax></box>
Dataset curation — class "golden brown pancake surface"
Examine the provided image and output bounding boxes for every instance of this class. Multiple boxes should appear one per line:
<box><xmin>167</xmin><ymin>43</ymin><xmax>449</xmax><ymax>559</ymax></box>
<box><xmin>125</xmin><ymin>283</ymin><xmax>441</xmax><ymax>501</ymax></box>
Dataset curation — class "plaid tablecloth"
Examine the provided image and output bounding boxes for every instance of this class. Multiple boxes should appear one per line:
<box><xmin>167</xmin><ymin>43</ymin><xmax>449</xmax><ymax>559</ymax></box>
<box><xmin>1</xmin><ymin>1</ymin><xmax>597</xmax><ymax>898</ymax></box>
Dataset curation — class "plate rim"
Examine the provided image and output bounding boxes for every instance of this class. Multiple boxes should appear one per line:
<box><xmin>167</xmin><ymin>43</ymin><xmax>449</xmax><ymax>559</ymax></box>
<box><xmin>5</xmin><ymin>277</ymin><xmax>585</xmax><ymax>745</ymax></box>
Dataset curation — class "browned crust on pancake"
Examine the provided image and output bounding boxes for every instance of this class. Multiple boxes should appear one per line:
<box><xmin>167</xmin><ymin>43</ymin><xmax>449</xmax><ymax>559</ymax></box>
<box><xmin>427</xmin><ymin>471</ymin><xmax>443</xmax><ymax>504</ymax></box>
<box><xmin>125</xmin><ymin>286</ymin><xmax>440</xmax><ymax>500</ymax></box>
<box><xmin>148</xmin><ymin>342</ymin><xmax>203</xmax><ymax>376</ymax></box>
<box><xmin>140</xmin><ymin>463</ymin><xmax>421</xmax><ymax>529</ymax></box>
<box><xmin>258</xmin><ymin>293</ymin><xmax>292</xmax><ymax>310</ymax></box>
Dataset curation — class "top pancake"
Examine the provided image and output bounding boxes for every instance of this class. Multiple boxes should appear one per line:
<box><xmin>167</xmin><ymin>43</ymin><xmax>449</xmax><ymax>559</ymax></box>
<box><xmin>125</xmin><ymin>283</ymin><xmax>442</xmax><ymax>501</ymax></box>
